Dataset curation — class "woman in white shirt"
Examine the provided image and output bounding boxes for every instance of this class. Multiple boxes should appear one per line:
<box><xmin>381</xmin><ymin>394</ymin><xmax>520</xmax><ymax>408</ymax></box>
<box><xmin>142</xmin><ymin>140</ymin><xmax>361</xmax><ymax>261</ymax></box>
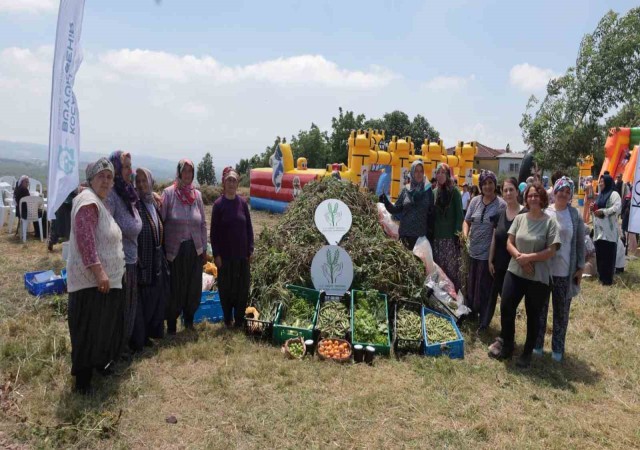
<box><xmin>534</xmin><ymin>177</ymin><xmax>585</xmax><ymax>362</ymax></box>
<box><xmin>591</xmin><ymin>174</ymin><xmax>621</xmax><ymax>285</ymax></box>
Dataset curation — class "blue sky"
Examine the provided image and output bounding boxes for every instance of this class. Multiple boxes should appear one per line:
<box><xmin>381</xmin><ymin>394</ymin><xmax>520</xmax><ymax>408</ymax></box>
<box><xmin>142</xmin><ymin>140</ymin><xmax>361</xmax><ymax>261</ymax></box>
<box><xmin>0</xmin><ymin>0</ymin><xmax>636</xmax><ymax>168</ymax></box>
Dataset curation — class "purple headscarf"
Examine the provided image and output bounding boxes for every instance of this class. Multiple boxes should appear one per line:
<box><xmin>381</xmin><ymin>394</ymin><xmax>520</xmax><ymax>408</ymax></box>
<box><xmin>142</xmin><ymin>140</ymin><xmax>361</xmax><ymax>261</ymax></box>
<box><xmin>553</xmin><ymin>176</ymin><xmax>574</xmax><ymax>198</ymax></box>
<box><xmin>109</xmin><ymin>150</ymin><xmax>139</xmax><ymax>216</ymax></box>
<box><xmin>479</xmin><ymin>170</ymin><xmax>497</xmax><ymax>188</ymax></box>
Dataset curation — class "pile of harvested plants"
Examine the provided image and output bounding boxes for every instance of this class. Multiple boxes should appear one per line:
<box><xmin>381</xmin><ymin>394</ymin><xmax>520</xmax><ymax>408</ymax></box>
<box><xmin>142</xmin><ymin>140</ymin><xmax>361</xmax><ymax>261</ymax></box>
<box><xmin>353</xmin><ymin>290</ymin><xmax>388</xmax><ymax>345</ymax></box>
<box><xmin>424</xmin><ymin>314</ymin><xmax>458</xmax><ymax>344</ymax></box>
<box><xmin>250</xmin><ymin>178</ymin><xmax>431</xmax><ymax>315</ymax></box>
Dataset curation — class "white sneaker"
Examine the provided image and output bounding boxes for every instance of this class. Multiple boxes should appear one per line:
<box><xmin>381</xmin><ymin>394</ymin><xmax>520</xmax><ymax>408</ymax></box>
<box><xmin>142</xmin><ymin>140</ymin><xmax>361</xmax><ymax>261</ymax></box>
<box><xmin>552</xmin><ymin>352</ymin><xmax>563</xmax><ymax>362</ymax></box>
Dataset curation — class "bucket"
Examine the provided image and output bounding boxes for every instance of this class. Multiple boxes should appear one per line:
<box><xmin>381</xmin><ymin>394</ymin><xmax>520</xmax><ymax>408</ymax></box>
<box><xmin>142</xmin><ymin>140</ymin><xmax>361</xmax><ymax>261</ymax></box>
<box><xmin>62</xmin><ymin>242</ymin><xmax>70</xmax><ymax>261</ymax></box>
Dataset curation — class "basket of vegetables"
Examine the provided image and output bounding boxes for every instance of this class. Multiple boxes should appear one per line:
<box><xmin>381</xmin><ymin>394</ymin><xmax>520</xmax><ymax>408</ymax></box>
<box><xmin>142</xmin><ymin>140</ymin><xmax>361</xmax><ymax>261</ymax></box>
<box><xmin>282</xmin><ymin>337</ymin><xmax>306</xmax><ymax>360</ymax></box>
<box><xmin>351</xmin><ymin>289</ymin><xmax>391</xmax><ymax>356</ymax></box>
<box><xmin>393</xmin><ymin>300</ymin><xmax>424</xmax><ymax>357</ymax></box>
<box><xmin>315</xmin><ymin>294</ymin><xmax>351</xmax><ymax>340</ymax></box>
<box><xmin>244</xmin><ymin>304</ymin><xmax>277</xmax><ymax>341</ymax></box>
<box><xmin>317</xmin><ymin>338</ymin><xmax>352</xmax><ymax>363</ymax></box>
<box><xmin>272</xmin><ymin>284</ymin><xmax>321</xmax><ymax>345</ymax></box>
<box><xmin>422</xmin><ymin>307</ymin><xmax>464</xmax><ymax>359</ymax></box>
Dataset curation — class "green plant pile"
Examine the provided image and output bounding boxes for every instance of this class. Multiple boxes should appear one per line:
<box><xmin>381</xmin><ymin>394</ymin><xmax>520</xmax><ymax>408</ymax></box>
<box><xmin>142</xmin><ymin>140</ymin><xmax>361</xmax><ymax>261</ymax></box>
<box><xmin>353</xmin><ymin>290</ymin><xmax>388</xmax><ymax>345</ymax></box>
<box><xmin>424</xmin><ymin>314</ymin><xmax>458</xmax><ymax>344</ymax></box>
<box><xmin>316</xmin><ymin>301</ymin><xmax>350</xmax><ymax>338</ymax></box>
<box><xmin>396</xmin><ymin>306</ymin><xmax>422</xmax><ymax>341</ymax></box>
<box><xmin>250</xmin><ymin>177</ymin><xmax>430</xmax><ymax>316</ymax></box>
<box><xmin>280</xmin><ymin>294</ymin><xmax>315</xmax><ymax>329</ymax></box>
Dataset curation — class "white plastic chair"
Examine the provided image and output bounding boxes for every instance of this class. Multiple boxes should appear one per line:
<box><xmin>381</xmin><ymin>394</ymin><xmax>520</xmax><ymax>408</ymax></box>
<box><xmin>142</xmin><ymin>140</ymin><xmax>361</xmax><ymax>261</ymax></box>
<box><xmin>0</xmin><ymin>176</ymin><xmax>16</xmax><ymax>188</ymax></box>
<box><xmin>29</xmin><ymin>178</ymin><xmax>43</xmax><ymax>197</ymax></box>
<box><xmin>0</xmin><ymin>196</ymin><xmax>16</xmax><ymax>233</ymax></box>
<box><xmin>18</xmin><ymin>195</ymin><xmax>44</xmax><ymax>242</ymax></box>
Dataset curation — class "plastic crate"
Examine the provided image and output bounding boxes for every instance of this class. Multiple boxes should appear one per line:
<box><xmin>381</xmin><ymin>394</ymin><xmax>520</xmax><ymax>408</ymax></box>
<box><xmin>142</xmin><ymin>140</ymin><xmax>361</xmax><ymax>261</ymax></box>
<box><xmin>61</xmin><ymin>268</ymin><xmax>67</xmax><ymax>285</ymax></box>
<box><xmin>193</xmin><ymin>290</ymin><xmax>224</xmax><ymax>324</ymax></box>
<box><xmin>314</xmin><ymin>293</ymin><xmax>351</xmax><ymax>341</ymax></box>
<box><xmin>393</xmin><ymin>300</ymin><xmax>424</xmax><ymax>357</ymax></box>
<box><xmin>422</xmin><ymin>307</ymin><xmax>464</xmax><ymax>359</ymax></box>
<box><xmin>24</xmin><ymin>270</ymin><xmax>66</xmax><ymax>296</ymax></box>
<box><xmin>272</xmin><ymin>284</ymin><xmax>321</xmax><ymax>345</ymax></box>
<box><xmin>350</xmin><ymin>289</ymin><xmax>391</xmax><ymax>356</ymax></box>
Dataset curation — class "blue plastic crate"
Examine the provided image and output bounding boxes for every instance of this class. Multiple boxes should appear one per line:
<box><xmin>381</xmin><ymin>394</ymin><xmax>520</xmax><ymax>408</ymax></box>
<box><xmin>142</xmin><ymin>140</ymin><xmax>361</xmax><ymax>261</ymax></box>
<box><xmin>24</xmin><ymin>270</ymin><xmax>67</xmax><ymax>296</ymax></box>
<box><xmin>61</xmin><ymin>268</ymin><xmax>67</xmax><ymax>285</ymax></box>
<box><xmin>422</xmin><ymin>307</ymin><xmax>464</xmax><ymax>359</ymax></box>
<box><xmin>193</xmin><ymin>290</ymin><xmax>224</xmax><ymax>324</ymax></box>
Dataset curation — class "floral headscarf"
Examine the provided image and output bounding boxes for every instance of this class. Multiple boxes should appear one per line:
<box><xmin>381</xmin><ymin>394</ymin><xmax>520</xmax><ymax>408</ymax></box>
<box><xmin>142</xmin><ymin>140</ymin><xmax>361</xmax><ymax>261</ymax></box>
<box><xmin>404</xmin><ymin>160</ymin><xmax>430</xmax><ymax>205</ymax></box>
<box><xmin>435</xmin><ymin>163</ymin><xmax>453</xmax><ymax>211</ymax></box>
<box><xmin>109</xmin><ymin>150</ymin><xmax>138</xmax><ymax>216</ymax></box>
<box><xmin>86</xmin><ymin>158</ymin><xmax>113</xmax><ymax>182</ymax></box>
<box><xmin>135</xmin><ymin>167</ymin><xmax>156</xmax><ymax>205</ymax></box>
<box><xmin>553</xmin><ymin>176</ymin><xmax>574</xmax><ymax>198</ymax></box>
<box><xmin>174</xmin><ymin>158</ymin><xmax>196</xmax><ymax>206</ymax></box>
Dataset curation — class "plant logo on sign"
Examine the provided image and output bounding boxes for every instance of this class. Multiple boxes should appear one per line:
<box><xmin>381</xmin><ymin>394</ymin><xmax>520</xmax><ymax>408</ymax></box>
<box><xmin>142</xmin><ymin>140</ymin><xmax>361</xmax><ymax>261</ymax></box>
<box><xmin>311</xmin><ymin>245</ymin><xmax>354</xmax><ymax>296</ymax></box>
<box><xmin>314</xmin><ymin>199</ymin><xmax>352</xmax><ymax>245</ymax></box>
<box><xmin>58</xmin><ymin>146</ymin><xmax>75</xmax><ymax>175</ymax></box>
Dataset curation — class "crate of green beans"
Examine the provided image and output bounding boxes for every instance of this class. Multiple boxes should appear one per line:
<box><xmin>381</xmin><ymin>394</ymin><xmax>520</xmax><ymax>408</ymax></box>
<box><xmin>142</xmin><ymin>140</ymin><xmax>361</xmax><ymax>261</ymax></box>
<box><xmin>272</xmin><ymin>285</ymin><xmax>321</xmax><ymax>345</ymax></box>
<box><xmin>393</xmin><ymin>300</ymin><xmax>424</xmax><ymax>356</ymax></box>
<box><xmin>315</xmin><ymin>293</ymin><xmax>352</xmax><ymax>341</ymax></box>
<box><xmin>422</xmin><ymin>307</ymin><xmax>464</xmax><ymax>359</ymax></box>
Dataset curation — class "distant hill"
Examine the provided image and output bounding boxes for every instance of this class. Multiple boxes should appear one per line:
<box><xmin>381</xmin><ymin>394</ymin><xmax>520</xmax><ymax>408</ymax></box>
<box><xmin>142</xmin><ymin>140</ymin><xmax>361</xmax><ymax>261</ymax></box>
<box><xmin>0</xmin><ymin>140</ymin><xmax>179</xmax><ymax>184</ymax></box>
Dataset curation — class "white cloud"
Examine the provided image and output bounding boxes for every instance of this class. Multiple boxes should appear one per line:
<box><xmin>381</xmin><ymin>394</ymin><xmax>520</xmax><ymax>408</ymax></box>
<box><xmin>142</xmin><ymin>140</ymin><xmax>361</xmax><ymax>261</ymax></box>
<box><xmin>422</xmin><ymin>74</ymin><xmax>475</xmax><ymax>91</ymax></box>
<box><xmin>509</xmin><ymin>63</ymin><xmax>558</xmax><ymax>92</ymax></box>
<box><xmin>0</xmin><ymin>46</ymin><xmax>52</xmax><ymax>75</ymax></box>
<box><xmin>99</xmin><ymin>49</ymin><xmax>397</xmax><ymax>88</ymax></box>
<box><xmin>0</xmin><ymin>0</ymin><xmax>56</xmax><ymax>14</ymax></box>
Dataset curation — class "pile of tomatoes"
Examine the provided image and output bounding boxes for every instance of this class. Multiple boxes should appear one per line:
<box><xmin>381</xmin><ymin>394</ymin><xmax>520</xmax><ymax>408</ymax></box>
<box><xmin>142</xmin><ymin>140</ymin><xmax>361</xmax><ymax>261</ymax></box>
<box><xmin>317</xmin><ymin>338</ymin><xmax>352</xmax><ymax>361</ymax></box>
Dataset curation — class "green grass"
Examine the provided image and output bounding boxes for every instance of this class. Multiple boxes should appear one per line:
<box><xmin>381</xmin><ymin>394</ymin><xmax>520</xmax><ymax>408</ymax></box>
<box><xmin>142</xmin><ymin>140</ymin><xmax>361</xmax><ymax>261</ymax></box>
<box><xmin>1</xmin><ymin>218</ymin><xmax>640</xmax><ymax>449</ymax></box>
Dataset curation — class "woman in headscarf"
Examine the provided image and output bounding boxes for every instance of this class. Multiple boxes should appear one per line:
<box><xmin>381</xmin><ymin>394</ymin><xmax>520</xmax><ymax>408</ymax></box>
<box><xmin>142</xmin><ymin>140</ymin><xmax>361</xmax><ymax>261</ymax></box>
<box><xmin>131</xmin><ymin>168</ymin><xmax>169</xmax><ymax>348</ymax></box>
<box><xmin>534</xmin><ymin>176</ymin><xmax>584</xmax><ymax>362</ymax></box>
<box><xmin>161</xmin><ymin>159</ymin><xmax>207</xmax><ymax>333</ymax></box>
<box><xmin>210</xmin><ymin>167</ymin><xmax>254</xmax><ymax>327</ymax></box>
<box><xmin>582</xmin><ymin>176</ymin><xmax>594</xmax><ymax>224</ymax></box>
<box><xmin>591</xmin><ymin>174</ymin><xmax>621</xmax><ymax>285</ymax></box>
<box><xmin>463</xmin><ymin>170</ymin><xmax>506</xmax><ymax>325</ymax></box>
<box><xmin>379</xmin><ymin>160</ymin><xmax>435</xmax><ymax>250</ymax></box>
<box><xmin>432</xmin><ymin>163</ymin><xmax>463</xmax><ymax>290</ymax></box>
<box><xmin>106</xmin><ymin>151</ymin><xmax>142</xmax><ymax>354</ymax></box>
<box><xmin>66</xmin><ymin>158</ymin><xmax>125</xmax><ymax>393</ymax></box>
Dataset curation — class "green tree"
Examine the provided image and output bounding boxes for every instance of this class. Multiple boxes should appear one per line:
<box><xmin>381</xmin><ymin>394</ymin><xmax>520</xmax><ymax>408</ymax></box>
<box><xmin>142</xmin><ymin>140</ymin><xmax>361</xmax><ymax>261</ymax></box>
<box><xmin>329</xmin><ymin>107</ymin><xmax>366</xmax><ymax>164</ymax></box>
<box><xmin>290</xmin><ymin>123</ymin><xmax>331</xmax><ymax>168</ymax></box>
<box><xmin>381</xmin><ymin>110</ymin><xmax>412</xmax><ymax>141</ymax></box>
<box><xmin>520</xmin><ymin>8</ymin><xmax>640</xmax><ymax>172</ymax></box>
<box><xmin>409</xmin><ymin>114</ymin><xmax>440</xmax><ymax>152</ymax></box>
<box><xmin>196</xmin><ymin>152</ymin><xmax>215</xmax><ymax>185</ymax></box>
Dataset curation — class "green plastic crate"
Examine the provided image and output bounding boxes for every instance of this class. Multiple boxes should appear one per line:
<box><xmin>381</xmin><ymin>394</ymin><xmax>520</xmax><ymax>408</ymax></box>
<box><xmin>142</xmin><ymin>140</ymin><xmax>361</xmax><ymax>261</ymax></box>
<box><xmin>272</xmin><ymin>284</ymin><xmax>321</xmax><ymax>345</ymax></box>
<box><xmin>350</xmin><ymin>289</ymin><xmax>391</xmax><ymax>356</ymax></box>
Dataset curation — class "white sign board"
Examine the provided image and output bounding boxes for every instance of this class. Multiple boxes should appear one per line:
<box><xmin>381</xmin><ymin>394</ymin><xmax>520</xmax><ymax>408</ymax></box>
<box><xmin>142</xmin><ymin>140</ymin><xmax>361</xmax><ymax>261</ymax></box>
<box><xmin>310</xmin><ymin>245</ymin><xmax>354</xmax><ymax>296</ymax></box>
<box><xmin>314</xmin><ymin>199</ymin><xmax>352</xmax><ymax>245</ymax></box>
<box><xmin>629</xmin><ymin>153</ymin><xmax>640</xmax><ymax>233</ymax></box>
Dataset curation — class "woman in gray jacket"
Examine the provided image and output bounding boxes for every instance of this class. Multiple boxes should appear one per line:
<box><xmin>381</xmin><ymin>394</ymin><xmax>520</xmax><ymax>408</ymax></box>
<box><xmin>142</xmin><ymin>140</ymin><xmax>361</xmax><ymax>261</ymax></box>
<box><xmin>534</xmin><ymin>177</ymin><xmax>585</xmax><ymax>362</ymax></box>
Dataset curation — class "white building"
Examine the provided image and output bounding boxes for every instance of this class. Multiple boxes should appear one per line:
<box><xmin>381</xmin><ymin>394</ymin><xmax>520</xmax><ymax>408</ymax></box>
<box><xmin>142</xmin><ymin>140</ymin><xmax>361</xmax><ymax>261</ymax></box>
<box><xmin>496</xmin><ymin>152</ymin><xmax>526</xmax><ymax>177</ymax></box>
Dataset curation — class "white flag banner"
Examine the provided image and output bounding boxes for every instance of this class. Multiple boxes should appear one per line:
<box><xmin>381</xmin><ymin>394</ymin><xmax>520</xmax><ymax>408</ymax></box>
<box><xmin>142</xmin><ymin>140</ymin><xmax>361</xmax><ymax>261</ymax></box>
<box><xmin>629</xmin><ymin>151</ymin><xmax>640</xmax><ymax>233</ymax></box>
<box><xmin>47</xmin><ymin>0</ymin><xmax>86</xmax><ymax>219</ymax></box>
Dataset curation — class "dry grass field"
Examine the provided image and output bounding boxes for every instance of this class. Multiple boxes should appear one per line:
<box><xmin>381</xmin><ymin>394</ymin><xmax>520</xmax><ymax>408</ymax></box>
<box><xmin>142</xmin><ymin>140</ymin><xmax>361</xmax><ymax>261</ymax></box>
<box><xmin>1</xmin><ymin>208</ymin><xmax>639</xmax><ymax>449</ymax></box>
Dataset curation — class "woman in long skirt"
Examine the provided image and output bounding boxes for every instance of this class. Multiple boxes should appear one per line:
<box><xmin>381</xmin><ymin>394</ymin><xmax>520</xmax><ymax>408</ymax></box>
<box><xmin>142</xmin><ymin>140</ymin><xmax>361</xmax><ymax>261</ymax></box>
<box><xmin>131</xmin><ymin>168</ymin><xmax>169</xmax><ymax>348</ymax></box>
<box><xmin>210</xmin><ymin>168</ymin><xmax>254</xmax><ymax>327</ymax></box>
<box><xmin>67</xmin><ymin>158</ymin><xmax>126</xmax><ymax>393</ymax></box>
<box><xmin>161</xmin><ymin>159</ymin><xmax>207</xmax><ymax>333</ymax></box>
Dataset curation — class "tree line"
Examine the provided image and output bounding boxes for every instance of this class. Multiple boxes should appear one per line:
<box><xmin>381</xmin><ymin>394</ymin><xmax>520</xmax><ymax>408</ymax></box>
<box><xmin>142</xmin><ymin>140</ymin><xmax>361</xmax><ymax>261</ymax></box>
<box><xmin>234</xmin><ymin>109</ymin><xmax>440</xmax><ymax>177</ymax></box>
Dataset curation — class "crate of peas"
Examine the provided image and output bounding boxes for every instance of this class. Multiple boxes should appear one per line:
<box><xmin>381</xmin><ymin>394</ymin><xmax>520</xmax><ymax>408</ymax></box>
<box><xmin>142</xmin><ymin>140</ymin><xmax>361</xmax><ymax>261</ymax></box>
<box><xmin>422</xmin><ymin>307</ymin><xmax>464</xmax><ymax>359</ymax></box>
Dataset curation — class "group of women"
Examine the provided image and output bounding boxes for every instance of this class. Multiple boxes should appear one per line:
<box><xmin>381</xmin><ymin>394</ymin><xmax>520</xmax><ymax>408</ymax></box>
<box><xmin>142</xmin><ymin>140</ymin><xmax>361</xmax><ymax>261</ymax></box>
<box><xmin>65</xmin><ymin>154</ymin><xmax>253</xmax><ymax>393</ymax></box>
<box><xmin>382</xmin><ymin>160</ymin><xmax>622</xmax><ymax>368</ymax></box>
